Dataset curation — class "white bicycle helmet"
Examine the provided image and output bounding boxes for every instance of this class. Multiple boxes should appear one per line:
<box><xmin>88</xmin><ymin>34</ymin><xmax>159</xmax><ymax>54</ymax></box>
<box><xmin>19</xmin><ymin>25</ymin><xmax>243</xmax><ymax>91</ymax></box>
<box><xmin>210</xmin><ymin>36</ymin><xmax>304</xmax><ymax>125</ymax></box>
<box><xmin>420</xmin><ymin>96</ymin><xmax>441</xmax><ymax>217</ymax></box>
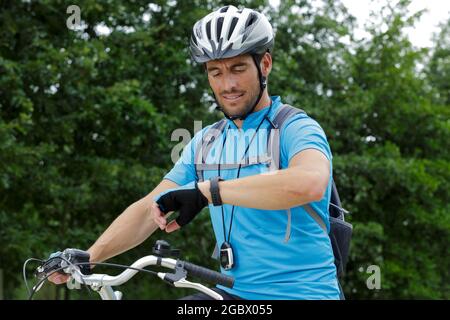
<box><xmin>190</xmin><ymin>5</ymin><xmax>274</xmax><ymax>63</ymax></box>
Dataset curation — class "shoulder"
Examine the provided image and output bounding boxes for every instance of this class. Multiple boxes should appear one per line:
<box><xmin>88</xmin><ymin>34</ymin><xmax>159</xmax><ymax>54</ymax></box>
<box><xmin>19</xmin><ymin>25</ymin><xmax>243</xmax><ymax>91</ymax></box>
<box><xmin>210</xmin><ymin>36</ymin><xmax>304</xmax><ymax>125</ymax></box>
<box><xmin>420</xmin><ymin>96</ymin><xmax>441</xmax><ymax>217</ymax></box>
<box><xmin>278</xmin><ymin>107</ymin><xmax>332</xmax><ymax>162</ymax></box>
<box><xmin>279</xmin><ymin>107</ymin><xmax>326</xmax><ymax>137</ymax></box>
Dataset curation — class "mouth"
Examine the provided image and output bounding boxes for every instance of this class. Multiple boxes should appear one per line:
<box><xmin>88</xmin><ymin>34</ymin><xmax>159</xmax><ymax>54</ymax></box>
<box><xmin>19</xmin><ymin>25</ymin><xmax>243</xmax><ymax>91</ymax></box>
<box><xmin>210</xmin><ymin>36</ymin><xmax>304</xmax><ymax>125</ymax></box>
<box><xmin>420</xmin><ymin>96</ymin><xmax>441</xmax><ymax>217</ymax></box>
<box><xmin>222</xmin><ymin>92</ymin><xmax>245</xmax><ymax>102</ymax></box>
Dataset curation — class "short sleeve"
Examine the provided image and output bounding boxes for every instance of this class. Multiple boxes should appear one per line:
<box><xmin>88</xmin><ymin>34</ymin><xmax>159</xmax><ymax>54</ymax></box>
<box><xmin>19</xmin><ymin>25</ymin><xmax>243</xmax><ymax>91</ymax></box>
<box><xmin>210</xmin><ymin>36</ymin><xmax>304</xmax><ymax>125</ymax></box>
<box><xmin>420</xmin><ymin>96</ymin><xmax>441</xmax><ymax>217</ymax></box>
<box><xmin>281</xmin><ymin>115</ymin><xmax>333</xmax><ymax>166</ymax></box>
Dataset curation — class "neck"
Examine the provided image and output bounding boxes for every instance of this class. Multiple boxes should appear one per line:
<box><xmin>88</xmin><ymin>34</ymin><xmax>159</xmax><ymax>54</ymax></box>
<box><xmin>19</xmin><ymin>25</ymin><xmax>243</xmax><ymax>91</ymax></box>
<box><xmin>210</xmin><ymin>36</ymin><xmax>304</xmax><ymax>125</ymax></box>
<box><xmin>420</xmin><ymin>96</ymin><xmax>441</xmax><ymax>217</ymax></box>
<box><xmin>233</xmin><ymin>91</ymin><xmax>271</xmax><ymax>129</ymax></box>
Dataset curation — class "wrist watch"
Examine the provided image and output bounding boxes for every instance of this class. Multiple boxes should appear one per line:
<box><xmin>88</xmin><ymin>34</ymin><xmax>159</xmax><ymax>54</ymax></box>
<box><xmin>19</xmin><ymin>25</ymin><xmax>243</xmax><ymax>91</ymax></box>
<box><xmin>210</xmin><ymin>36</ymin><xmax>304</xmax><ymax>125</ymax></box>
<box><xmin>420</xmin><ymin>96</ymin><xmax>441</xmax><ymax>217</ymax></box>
<box><xmin>210</xmin><ymin>176</ymin><xmax>224</xmax><ymax>206</ymax></box>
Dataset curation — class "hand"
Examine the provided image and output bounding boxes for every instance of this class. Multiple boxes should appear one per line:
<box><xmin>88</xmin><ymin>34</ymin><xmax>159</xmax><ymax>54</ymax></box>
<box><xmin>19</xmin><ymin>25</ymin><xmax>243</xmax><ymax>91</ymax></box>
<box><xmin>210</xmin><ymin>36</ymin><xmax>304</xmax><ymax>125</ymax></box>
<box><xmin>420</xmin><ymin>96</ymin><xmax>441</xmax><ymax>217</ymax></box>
<box><xmin>48</xmin><ymin>273</ymin><xmax>70</xmax><ymax>285</ymax></box>
<box><xmin>152</xmin><ymin>181</ymin><xmax>209</xmax><ymax>233</ymax></box>
<box><xmin>151</xmin><ymin>201</ymin><xmax>180</xmax><ymax>233</ymax></box>
<box><xmin>44</xmin><ymin>249</ymin><xmax>91</xmax><ymax>284</ymax></box>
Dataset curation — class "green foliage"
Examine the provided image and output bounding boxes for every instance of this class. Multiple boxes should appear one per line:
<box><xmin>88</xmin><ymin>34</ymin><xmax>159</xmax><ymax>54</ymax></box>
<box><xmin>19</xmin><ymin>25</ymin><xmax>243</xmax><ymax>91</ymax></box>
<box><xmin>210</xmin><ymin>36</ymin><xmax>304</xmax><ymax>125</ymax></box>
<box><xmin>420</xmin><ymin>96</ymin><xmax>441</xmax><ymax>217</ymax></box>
<box><xmin>0</xmin><ymin>0</ymin><xmax>448</xmax><ymax>299</ymax></box>
<box><xmin>427</xmin><ymin>19</ymin><xmax>450</xmax><ymax>105</ymax></box>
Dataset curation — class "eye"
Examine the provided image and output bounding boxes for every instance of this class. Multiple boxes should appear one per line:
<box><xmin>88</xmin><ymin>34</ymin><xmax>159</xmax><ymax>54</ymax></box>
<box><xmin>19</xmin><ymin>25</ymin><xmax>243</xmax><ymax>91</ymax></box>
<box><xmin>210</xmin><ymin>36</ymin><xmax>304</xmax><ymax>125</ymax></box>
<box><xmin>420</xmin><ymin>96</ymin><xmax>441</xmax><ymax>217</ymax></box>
<box><xmin>233</xmin><ymin>67</ymin><xmax>246</xmax><ymax>73</ymax></box>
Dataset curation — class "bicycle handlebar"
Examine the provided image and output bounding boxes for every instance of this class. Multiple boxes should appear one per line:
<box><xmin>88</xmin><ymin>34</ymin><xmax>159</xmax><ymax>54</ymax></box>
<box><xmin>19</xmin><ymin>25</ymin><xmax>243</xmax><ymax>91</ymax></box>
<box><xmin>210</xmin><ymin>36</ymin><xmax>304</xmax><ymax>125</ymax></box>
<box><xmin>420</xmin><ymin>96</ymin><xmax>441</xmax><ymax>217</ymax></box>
<box><xmin>65</xmin><ymin>256</ymin><xmax>233</xmax><ymax>289</ymax></box>
<box><xmin>30</xmin><ymin>240</ymin><xmax>234</xmax><ymax>300</ymax></box>
<box><xmin>55</xmin><ymin>254</ymin><xmax>234</xmax><ymax>300</ymax></box>
<box><xmin>183</xmin><ymin>261</ymin><xmax>234</xmax><ymax>288</ymax></box>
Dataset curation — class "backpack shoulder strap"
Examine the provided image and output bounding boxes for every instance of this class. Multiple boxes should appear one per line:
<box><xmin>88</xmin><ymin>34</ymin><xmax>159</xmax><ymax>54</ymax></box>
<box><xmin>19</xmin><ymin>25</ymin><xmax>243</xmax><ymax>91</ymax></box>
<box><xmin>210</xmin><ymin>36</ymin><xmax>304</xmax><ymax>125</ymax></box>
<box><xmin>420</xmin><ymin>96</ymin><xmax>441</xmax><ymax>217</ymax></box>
<box><xmin>303</xmin><ymin>204</ymin><xmax>327</xmax><ymax>232</ymax></box>
<box><xmin>267</xmin><ymin>104</ymin><xmax>306</xmax><ymax>171</ymax></box>
<box><xmin>195</xmin><ymin>119</ymin><xmax>228</xmax><ymax>182</ymax></box>
<box><xmin>271</xmin><ymin>104</ymin><xmax>307</xmax><ymax>129</ymax></box>
<box><xmin>268</xmin><ymin>104</ymin><xmax>330</xmax><ymax>234</ymax></box>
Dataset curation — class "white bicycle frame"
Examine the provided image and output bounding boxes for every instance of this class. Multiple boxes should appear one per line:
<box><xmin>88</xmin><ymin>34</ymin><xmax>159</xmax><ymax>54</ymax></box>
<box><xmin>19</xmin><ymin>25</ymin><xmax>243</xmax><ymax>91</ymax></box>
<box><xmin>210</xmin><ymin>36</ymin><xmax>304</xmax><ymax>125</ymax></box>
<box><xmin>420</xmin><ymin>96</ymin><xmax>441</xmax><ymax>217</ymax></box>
<box><xmin>60</xmin><ymin>255</ymin><xmax>224</xmax><ymax>300</ymax></box>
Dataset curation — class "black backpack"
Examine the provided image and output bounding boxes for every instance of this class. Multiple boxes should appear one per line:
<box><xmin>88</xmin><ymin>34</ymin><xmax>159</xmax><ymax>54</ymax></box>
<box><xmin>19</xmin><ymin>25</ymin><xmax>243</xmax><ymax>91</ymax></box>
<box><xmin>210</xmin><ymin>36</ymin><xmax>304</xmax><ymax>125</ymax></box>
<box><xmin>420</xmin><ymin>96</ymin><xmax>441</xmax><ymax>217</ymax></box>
<box><xmin>195</xmin><ymin>104</ymin><xmax>352</xmax><ymax>278</ymax></box>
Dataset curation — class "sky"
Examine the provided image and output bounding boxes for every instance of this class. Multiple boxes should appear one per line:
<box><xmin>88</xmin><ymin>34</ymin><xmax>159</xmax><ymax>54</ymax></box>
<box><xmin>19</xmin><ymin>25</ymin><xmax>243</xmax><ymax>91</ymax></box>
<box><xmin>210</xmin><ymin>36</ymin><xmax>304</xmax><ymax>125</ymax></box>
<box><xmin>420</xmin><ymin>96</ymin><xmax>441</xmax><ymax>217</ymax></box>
<box><xmin>340</xmin><ymin>0</ymin><xmax>450</xmax><ymax>47</ymax></box>
<box><xmin>269</xmin><ymin>0</ymin><xmax>449</xmax><ymax>48</ymax></box>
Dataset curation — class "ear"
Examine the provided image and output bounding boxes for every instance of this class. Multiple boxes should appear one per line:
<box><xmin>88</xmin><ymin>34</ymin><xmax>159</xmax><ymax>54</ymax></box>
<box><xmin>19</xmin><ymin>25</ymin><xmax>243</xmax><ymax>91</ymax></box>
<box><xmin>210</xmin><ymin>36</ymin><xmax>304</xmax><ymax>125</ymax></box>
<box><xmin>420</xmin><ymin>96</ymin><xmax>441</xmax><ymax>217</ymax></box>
<box><xmin>260</xmin><ymin>52</ymin><xmax>272</xmax><ymax>77</ymax></box>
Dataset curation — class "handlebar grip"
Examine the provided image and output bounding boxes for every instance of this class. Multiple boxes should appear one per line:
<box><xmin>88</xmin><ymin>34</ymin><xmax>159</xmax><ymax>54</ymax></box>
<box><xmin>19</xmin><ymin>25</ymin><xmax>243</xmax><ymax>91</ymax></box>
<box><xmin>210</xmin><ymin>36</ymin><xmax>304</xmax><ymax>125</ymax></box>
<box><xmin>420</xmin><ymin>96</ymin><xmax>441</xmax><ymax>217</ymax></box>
<box><xmin>183</xmin><ymin>261</ymin><xmax>234</xmax><ymax>288</ymax></box>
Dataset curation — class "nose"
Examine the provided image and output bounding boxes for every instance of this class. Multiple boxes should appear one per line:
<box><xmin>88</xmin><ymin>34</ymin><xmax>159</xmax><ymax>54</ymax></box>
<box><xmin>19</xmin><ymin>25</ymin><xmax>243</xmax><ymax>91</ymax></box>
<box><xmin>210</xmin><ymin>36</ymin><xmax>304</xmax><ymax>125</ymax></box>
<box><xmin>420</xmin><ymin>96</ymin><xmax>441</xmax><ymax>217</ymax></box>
<box><xmin>221</xmin><ymin>74</ymin><xmax>239</xmax><ymax>93</ymax></box>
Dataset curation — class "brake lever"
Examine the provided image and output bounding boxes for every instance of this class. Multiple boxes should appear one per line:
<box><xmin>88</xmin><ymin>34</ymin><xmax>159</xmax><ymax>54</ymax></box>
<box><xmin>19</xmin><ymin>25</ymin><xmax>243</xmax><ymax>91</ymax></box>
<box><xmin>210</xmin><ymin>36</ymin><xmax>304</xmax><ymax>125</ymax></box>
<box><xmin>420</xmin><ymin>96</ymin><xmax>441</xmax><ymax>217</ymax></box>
<box><xmin>155</xmin><ymin>259</ymin><xmax>224</xmax><ymax>300</ymax></box>
<box><xmin>156</xmin><ymin>273</ymin><xmax>223</xmax><ymax>300</ymax></box>
<box><xmin>176</xmin><ymin>279</ymin><xmax>223</xmax><ymax>300</ymax></box>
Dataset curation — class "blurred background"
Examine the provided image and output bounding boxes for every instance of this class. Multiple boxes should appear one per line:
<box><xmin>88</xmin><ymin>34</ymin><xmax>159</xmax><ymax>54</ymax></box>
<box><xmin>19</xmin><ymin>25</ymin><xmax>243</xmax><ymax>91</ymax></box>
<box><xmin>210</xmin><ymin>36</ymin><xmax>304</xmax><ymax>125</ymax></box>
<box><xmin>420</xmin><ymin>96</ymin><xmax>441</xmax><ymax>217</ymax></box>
<box><xmin>0</xmin><ymin>0</ymin><xmax>448</xmax><ymax>299</ymax></box>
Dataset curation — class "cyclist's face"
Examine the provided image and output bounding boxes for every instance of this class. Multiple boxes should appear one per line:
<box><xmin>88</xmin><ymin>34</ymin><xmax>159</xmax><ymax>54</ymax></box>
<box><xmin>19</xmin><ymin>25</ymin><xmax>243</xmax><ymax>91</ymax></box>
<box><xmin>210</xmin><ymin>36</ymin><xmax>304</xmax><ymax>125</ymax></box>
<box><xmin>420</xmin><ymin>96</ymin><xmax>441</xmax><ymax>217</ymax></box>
<box><xmin>206</xmin><ymin>54</ymin><xmax>265</xmax><ymax>118</ymax></box>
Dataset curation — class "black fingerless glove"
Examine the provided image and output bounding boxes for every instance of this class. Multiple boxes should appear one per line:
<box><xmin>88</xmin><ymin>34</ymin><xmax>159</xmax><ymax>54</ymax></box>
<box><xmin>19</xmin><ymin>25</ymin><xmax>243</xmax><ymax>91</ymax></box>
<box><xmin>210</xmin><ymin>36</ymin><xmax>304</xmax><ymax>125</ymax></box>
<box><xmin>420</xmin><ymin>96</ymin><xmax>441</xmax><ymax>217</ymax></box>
<box><xmin>155</xmin><ymin>181</ymin><xmax>209</xmax><ymax>227</ymax></box>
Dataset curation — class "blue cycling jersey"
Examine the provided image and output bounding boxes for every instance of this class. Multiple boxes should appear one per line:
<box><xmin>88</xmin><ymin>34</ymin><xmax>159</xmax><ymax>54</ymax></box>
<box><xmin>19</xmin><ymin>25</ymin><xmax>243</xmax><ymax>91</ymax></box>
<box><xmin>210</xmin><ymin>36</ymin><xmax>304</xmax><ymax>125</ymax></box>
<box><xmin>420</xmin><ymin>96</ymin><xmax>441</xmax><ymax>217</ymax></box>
<box><xmin>164</xmin><ymin>96</ymin><xmax>340</xmax><ymax>299</ymax></box>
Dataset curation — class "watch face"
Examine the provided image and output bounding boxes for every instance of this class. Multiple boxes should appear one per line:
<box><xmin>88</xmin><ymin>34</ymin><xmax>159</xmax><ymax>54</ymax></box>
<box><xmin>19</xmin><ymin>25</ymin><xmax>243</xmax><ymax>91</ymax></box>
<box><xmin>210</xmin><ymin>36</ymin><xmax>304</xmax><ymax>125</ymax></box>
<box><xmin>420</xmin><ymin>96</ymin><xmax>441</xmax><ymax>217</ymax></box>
<box><xmin>220</xmin><ymin>249</ymin><xmax>231</xmax><ymax>269</ymax></box>
<box><xmin>220</xmin><ymin>242</ymin><xmax>234</xmax><ymax>269</ymax></box>
<box><xmin>220</xmin><ymin>250</ymin><xmax>228</xmax><ymax>265</ymax></box>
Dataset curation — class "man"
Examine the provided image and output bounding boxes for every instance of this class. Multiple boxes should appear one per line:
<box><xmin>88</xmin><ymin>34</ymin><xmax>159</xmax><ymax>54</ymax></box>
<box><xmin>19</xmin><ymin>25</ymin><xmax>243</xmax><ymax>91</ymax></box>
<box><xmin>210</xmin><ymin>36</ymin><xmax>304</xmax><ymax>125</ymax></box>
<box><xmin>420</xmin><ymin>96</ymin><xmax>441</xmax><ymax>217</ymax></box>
<box><xmin>50</xmin><ymin>5</ymin><xmax>340</xmax><ymax>300</ymax></box>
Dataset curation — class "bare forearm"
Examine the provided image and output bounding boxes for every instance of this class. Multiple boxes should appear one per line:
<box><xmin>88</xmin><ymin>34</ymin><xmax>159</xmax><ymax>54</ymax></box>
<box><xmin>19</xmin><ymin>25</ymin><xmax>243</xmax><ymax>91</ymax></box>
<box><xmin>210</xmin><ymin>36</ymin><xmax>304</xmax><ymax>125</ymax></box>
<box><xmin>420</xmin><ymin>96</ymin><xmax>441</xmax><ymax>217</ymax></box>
<box><xmin>200</xmin><ymin>167</ymin><xmax>326</xmax><ymax>210</ymax></box>
<box><xmin>87</xmin><ymin>179</ymin><xmax>178</xmax><ymax>263</ymax></box>
<box><xmin>86</xmin><ymin>201</ymin><xmax>155</xmax><ymax>263</ymax></box>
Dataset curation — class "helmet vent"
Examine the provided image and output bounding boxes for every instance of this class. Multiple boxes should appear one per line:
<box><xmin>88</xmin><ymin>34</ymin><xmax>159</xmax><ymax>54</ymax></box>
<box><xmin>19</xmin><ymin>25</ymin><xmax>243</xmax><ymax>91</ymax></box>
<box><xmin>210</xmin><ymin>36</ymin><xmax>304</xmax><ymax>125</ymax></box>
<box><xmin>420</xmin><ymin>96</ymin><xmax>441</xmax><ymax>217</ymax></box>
<box><xmin>245</xmin><ymin>12</ymin><xmax>258</xmax><ymax>28</ymax></box>
<box><xmin>228</xmin><ymin>17</ymin><xmax>238</xmax><ymax>40</ymax></box>
<box><xmin>220</xmin><ymin>6</ymin><xmax>229</xmax><ymax>13</ymax></box>
<box><xmin>216</xmin><ymin>17</ymin><xmax>224</xmax><ymax>42</ymax></box>
<box><xmin>206</xmin><ymin>20</ymin><xmax>212</xmax><ymax>40</ymax></box>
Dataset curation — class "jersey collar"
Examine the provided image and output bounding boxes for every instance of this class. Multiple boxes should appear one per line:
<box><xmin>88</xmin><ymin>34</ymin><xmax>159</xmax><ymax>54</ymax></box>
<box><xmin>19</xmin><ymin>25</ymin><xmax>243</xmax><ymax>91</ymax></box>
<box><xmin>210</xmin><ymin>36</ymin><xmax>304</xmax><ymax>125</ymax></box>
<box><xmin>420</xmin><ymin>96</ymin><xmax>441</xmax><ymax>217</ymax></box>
<box><xmin>226</xmin><ymin>96</ymin><xmax>282</xmax><ymax>130</ymax></box>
